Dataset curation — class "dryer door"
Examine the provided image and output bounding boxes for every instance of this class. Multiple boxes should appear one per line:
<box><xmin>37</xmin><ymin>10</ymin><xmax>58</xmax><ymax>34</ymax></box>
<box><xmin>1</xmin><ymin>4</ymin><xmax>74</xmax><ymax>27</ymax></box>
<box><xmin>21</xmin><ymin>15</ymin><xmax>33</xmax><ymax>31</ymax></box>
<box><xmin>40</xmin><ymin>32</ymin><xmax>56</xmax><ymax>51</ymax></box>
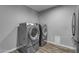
<box><xmin>29</xmin><ymin>24</ymin><xmax>40</xmax><ymax>41</ymax></box>
<box><xmin>42</xmin><ymin>24</ymin><xmax>47</xmax><ymax>38</ymax></box>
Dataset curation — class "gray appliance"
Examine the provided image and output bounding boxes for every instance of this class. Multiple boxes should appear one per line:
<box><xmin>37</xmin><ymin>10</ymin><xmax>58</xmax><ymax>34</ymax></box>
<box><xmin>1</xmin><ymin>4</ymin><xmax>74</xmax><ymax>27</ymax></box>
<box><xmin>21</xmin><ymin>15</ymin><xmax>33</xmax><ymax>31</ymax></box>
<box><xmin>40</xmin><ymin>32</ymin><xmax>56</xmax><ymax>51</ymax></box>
<box><xmin>17</xmin><ymin>22</ymin><xmax>28</xmax><ymax>52</ymax></box>
<box><xmin>17</xmin><ymin>23</ymin><xmax>40</xmax><ymax>53</ymax></box>
<box><xmin>39</xmin><ymin>24</ymin><xmax>47</xmax><ymax>47</ymax></box>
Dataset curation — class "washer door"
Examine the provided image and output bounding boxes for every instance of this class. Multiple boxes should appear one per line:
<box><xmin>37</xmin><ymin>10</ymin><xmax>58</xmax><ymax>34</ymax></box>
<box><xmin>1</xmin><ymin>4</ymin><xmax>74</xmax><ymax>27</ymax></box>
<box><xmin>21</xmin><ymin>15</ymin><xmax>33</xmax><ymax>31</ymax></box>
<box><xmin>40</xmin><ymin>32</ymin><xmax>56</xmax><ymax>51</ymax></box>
<box><xmin>28</xmin><ymin>24</ymin><xmax>40</xmax><ymax>41</ymax></box>
<box><xmin>42</xmin><ymin>24</ymin><xmax>47</xmax><ymax>37</ymax></box>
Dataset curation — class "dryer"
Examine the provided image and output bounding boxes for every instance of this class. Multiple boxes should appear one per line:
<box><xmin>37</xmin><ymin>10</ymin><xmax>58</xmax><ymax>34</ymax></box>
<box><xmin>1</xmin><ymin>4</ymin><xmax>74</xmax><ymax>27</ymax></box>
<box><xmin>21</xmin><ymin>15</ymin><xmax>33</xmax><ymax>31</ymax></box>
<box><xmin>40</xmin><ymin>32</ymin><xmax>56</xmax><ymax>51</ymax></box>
<box><xmin>39</xmin><ymin>24</ymin><xmax>48</xmax><ymax>47</ymax></box>
<box><xmin>17</xmin><ymin>23</ymin><xmax>40</xmax><ymax>53</ymax></box>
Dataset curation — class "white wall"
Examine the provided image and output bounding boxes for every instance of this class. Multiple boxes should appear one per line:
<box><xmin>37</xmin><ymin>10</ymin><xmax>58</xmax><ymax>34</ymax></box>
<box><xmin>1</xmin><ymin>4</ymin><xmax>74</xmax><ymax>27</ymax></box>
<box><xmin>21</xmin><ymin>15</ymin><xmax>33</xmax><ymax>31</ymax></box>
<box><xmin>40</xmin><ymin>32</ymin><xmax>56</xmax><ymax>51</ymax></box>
<box><xmin>39</xmin><ymin>5</ymin><xmax>76</xmax><ymax>48</ymax></box>
<box><xmin>0</xmin><ymin>5</ymin><xmax>38</xmax><ymax>52</ymax></box>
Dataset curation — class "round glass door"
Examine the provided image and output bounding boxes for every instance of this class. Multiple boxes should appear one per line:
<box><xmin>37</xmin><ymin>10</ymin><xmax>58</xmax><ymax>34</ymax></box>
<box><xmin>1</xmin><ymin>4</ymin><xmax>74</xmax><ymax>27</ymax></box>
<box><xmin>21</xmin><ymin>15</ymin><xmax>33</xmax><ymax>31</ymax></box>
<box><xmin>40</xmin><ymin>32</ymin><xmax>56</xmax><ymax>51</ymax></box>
<box><xmin>31</xmin><ymin>27</ymin><xmax>38</xmax><ymax>37</ymax></box>
<box><xmin>42</xmin><ymin>25</ymin><xmax>47</xmax><ymax>36</ymax></box>
<box><xmin>29</xmin><ymin>25</ymin><xmax>39</xmax><ymax>40</ymax></box>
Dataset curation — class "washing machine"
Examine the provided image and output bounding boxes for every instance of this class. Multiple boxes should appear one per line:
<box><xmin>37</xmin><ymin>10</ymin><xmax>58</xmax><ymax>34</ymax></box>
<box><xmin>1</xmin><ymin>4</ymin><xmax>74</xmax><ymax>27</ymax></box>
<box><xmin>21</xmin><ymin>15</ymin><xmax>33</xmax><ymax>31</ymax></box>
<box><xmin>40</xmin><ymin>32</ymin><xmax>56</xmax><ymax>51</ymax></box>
<box><xmin>17</xmin><ymin>22</ymin><xmax>40</xmax><ymax>53</ymax></box>
<box><xmin>39</xmin><ymin>24</ymin><xmax>48</xmax><ymax>47</ymax></box>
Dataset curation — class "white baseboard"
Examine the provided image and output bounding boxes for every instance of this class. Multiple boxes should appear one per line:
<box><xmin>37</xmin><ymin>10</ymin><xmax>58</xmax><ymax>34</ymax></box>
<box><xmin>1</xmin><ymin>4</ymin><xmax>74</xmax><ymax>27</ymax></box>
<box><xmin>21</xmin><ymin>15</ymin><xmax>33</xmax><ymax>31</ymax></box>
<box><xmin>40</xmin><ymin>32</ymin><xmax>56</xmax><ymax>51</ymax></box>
<box><xmin>47</xmin><ymin>41</ymin><xmax>75</xmax><ymax>50</ymax></box>
<box><xmin>3</xmin><ymin>48</ymin><xmax>18</xmax><ymax>53</ymax></box>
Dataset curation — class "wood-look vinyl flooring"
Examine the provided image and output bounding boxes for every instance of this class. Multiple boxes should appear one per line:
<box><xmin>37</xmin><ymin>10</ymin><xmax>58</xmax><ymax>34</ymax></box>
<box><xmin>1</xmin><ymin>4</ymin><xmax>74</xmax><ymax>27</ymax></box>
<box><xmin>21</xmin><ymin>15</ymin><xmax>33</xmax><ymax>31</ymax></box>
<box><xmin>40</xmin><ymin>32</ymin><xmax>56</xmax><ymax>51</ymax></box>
<box><xmin>36</xmin><ymin>43</ymin><xmax>75</xmax><ymax>53</ymax></box>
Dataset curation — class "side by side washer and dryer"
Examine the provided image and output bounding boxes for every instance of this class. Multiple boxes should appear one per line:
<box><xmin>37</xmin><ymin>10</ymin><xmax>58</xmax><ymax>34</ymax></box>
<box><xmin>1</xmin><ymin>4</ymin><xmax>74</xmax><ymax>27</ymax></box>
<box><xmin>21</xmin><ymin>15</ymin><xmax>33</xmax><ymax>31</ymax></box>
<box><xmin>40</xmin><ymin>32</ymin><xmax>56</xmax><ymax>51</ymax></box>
<box><xmin>17</xmin><ymin>22</ymin><xmax>47</xmax><ymax>53</ymax></box>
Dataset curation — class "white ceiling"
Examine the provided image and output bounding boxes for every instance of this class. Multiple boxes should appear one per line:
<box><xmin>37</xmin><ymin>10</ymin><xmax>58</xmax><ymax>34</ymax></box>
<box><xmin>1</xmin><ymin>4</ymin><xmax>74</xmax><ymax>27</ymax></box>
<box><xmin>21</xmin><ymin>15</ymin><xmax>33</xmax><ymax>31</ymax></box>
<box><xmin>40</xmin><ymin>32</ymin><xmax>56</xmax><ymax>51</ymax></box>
<box><xmin>27</xmin><ymin>5</ymin><xmax>56</xmax><ymax>12</ymax></box>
